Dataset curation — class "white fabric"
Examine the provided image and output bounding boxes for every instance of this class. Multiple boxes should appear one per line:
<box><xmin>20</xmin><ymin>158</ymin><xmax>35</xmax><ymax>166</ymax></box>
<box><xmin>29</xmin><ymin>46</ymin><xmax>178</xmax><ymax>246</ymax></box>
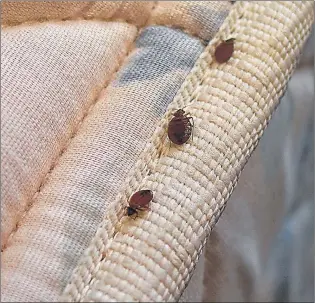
<box><xmin>1</xmin><ymin>3</ymin><xmax>313</xmax><ymax>303</ymax></box>
<box><xmin>1</xmin><ymin>21</ymin><xmax>137</xmax><ymax>302</ymax></box>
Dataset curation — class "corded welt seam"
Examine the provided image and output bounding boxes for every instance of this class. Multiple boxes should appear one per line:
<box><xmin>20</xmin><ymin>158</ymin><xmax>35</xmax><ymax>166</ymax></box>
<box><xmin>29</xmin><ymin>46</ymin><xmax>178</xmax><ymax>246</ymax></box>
<box><xmin>60</xmin><ymin>2</ymin><xmax>244</xmax><ymax>302</ymax></box>
<box><xmin>61</xmin><ymin>1</ymin><xmax>314</xmax><ymax>302</ymax></box>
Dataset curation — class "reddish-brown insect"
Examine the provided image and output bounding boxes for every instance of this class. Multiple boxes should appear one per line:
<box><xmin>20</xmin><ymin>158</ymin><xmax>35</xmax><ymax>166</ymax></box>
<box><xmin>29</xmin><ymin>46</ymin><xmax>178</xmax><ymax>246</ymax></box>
<box><xmin>127</xmin><ymin>189</ymin><xmax>153</xmax><ymax>217</ymax></box>
<box><xmin>167</xmin><ymin>109</ymin><xmax>194</xmax><ymax>145</ymax></box>
<box><xmin>214</xmin><ymin>38</ymin><xmax>235</xmax><ymax>63</ymax></box>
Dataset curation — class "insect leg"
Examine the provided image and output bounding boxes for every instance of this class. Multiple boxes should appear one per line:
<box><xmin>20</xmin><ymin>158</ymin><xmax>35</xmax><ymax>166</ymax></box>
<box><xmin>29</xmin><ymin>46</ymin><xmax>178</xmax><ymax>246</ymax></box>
<box><xmin>189</xmin><ymin>116</ymin><xmax>195</xmax><ymax>127</ymax></box>
<box><xmin>189</xmin><ymin>117</ymin><xmax>195</xmax><ymax>142</ymax></box>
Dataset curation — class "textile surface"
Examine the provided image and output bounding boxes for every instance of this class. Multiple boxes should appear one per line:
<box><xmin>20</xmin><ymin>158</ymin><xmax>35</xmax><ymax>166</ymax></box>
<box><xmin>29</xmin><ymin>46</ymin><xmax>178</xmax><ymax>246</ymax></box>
<box><xmin>203</xmin><ymin>33</ymin><xmax>314</xmax><ymax>301</ymax></box>
<box><xmin>1</xmin><ymin>1</ymin><xmax>313</xmax><ymax>302</ymax></box>
<box><xmin>62</xmin><ymin>2</ymin><xmax>314</xmax><ymax>302</ymax></box>
<box><xmin>1</xmin><ymin>20</ymin><xmax>137</xmax><ymax>251</ymax></box>
<box><xmin>1</xmin><ymin>1</ymin><xmax>154</xmax><ymax>27</ymax></box>
<box><xmin>1</xmin><ymin>1</ymin><xmax>232</xmax><ymax>302</ymax></box>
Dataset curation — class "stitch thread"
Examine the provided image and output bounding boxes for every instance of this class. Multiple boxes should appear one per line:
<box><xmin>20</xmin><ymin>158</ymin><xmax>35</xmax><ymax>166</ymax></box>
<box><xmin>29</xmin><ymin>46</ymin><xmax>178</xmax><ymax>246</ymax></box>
<box><xmin>2</xmin><ymin>18</ymin><xmax>209</xmax><ymax>45</ymax></box>
<box><xmin>70</xmin><ymin>4</ymin><xmax>163</xmax><ymax>301</ymax></box>
<box><xmin>1</xmin><ymin>0</ymin><xmax>225</xmax><ymax>45</ymax></box>
<box><xmin>1</xmin><ymin>0</ymin><xmax>211</xmax><ymax>251</ymax></box>
<box><xmin>62</xmin><ymin>3</ymin><xmax>244</xmax><ymax>301</ymax></box>
<box><xmin>60</xmin><ymin>1</ymin><xmax>314</xmax><ymax>302</ymax></box>
<box><xmin>1</xmin><ymin>18</ymin><xmax>139</xmax><ymax>253</ymax></box>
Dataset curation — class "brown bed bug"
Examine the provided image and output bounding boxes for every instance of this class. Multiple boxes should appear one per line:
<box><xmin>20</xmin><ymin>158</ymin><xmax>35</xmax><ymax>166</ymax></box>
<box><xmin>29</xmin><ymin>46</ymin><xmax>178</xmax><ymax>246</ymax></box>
<box><xmin>127</xmin><ymin>189</ymin><xmax>153</xmax><ymax>217</ymax></box>
<box><xmin>167</xmin><ymin>109</ymin><xmax>194</xmax><ymax>145</ymax></box>
<box><xmin>214</xmin><ymin>38</ymin><xmax>235</xmax><ymax>63</ymax></box>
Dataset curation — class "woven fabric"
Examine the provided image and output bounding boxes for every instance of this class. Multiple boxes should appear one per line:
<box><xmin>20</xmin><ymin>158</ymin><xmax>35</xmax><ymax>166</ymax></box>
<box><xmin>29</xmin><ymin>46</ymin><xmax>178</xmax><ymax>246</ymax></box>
<box><xmin>1</xmin><ymin>1</ymin><xmax>154</xmax><ymax>27</ymax></box>
<box><xmin>1</xmin><ymin>2</ymin><xmax>231</xmax><ymax>302</ymax></box>
<box><xmin>1</xmin><ymin>0</ymin><xmax>232</xmax><ymax>40</ymax></box>
<box><xmin>203</xmin><ymin>60</ymin><xmax>314</xmax><ymax>302</ymax></box>
<box><xmin>1</xmin><ymin>21</ymin><xmax>137</xmax><ymax>250</ymax></box>
<box><xmin>1</xmin><ymin>1</ymin><xmax>313</xmax><ymax>302</ymax></box>
<box><xmin>151</xmin><ymin>1</ymin><xmax>231</xmax><ymax>42</ymax></box>
<box><xmin>0</xmin><ymin>25</ymin><xmax>203</xmax><ymax>302</ymax></box>
<box><xmin>61</xmin><ymin>1</ymin><xmax>314</xmax><ymax>302</ymax></box>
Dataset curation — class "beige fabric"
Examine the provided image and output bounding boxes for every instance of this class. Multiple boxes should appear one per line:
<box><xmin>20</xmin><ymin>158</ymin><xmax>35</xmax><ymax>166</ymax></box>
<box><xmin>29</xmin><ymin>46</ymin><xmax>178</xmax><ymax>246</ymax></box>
<box><xmin>62</xmin><ymin>1</ymin><xmax>314</xmax><ymax>302</ymax></box>
<box><xmin>1</xmin><ymin>1</ymin><xmax>232</xmax><ymax>43</ymax></box>
<box><xmin>203</xmin><ymin>57</ymin><xmax>314</xmax><ymax>301</ymax></box>
<box><xmin>1</xmin><ymin>21</ymin><xmax>137</xmax><ymax>251</ymax></box>
<box><xmin>0</xmin><ymin>21</ymin><xmax>137</xmax><ymax>301</ymax></box>
<box><xmin>187</xmin><ymin>28</ymin><xmax>314</xmax><ymax>302</ymax></box>
<box><xmin>180</xmin><ymin>252</ymin><xmax>205</xmax><ymax>302</ymax></box>
<box><xmin>1</xmin><ymin>1</ymin><xmax>154</xmax><ymax>27</ymax></box>
<box><xmin>1</xmin><ymin>1</ymin><xmax>313</xmax><ymax>302</ymax></box>
<box><xmin>1</xmin><ymin>2</ymin><xmax>234</xmax><ymax>302</ymax></box>
<box><xmin>151</xmin><ymin>1</ymin><xmax>231</xmax><ymax>42</ymax></box>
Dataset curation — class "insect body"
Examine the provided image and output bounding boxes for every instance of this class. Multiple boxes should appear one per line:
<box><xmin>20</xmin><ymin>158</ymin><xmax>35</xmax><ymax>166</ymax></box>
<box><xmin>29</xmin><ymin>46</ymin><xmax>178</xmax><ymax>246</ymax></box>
<box><xmin>214</xmin><ymin>38</ymin><xmax>235</xmax><ymax>63</ymax></box>
<box><xmin>127</xmin><ymin>189</ymin><xmax>153</xmax><ymax>217</ymax></box>
<box><xmin>167</xmin><ymin>109</ymin><xmax>194</xmax><ymax>145</ymax></box>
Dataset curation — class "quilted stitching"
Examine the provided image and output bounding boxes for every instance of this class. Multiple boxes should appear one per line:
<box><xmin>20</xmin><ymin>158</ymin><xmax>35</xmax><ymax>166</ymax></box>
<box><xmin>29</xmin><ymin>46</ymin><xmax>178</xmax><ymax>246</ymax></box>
<box><xmin>1</xmin><ymin>2</ymin><xmax>232</xmax><ymax>302</ymax></box>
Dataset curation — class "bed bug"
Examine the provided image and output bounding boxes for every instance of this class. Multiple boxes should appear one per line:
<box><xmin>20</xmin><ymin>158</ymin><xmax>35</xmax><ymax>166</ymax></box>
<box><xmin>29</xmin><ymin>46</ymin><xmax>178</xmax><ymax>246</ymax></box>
<box><xmin>126</xmin><ymin>189</ymin><xmax>153</xmax><ymax>217</ymax></box>
<box><xmin>167</xmin><ymin>109</ymin><xmax>194</xmax><ymax>145</ymax></box>
<box><xmin>214</xmin><ymin>38</ymin><xmax>235</xmax><ymax>63</ymax></box>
